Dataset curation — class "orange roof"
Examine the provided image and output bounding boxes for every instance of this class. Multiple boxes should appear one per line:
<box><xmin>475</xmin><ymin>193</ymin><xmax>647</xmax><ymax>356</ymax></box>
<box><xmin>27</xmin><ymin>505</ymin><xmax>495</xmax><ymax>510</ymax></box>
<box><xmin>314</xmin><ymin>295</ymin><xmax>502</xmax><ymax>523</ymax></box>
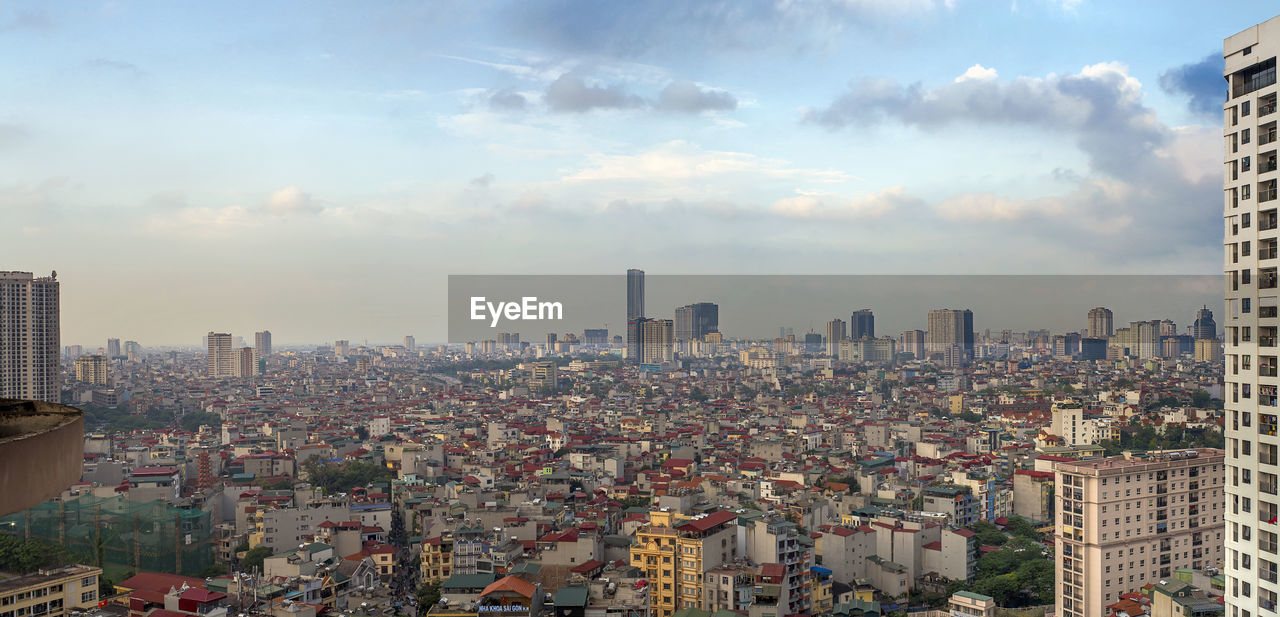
<box><xmin>481</xmin><ymin>575</ymin><xmax>537</xmax><ymax>599</ymax></box>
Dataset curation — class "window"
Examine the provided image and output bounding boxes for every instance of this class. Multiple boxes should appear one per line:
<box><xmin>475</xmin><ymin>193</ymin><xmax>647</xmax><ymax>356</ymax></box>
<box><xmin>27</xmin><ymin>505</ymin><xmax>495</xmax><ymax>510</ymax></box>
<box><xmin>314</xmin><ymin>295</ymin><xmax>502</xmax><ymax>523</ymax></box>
<box><xmin>1247</xmin><ymin>128</ymin><xmax>1254</xmax><ymax>144</ymax></box>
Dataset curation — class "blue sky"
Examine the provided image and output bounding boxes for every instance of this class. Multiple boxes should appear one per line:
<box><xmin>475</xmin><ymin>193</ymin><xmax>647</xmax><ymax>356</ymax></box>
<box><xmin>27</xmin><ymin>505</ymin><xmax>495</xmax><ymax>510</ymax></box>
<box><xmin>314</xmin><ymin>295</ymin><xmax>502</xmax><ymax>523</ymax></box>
<box><xmin>0</xmin><ymin>1</ymin><xmax>1271</xmax><ymax>345</ymax></box>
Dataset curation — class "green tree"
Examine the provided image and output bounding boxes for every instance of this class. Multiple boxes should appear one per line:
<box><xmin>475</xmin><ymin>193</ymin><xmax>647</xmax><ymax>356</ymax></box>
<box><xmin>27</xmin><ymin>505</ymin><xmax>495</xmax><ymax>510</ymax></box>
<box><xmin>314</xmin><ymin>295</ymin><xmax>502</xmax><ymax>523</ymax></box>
<box><xmin>417</xmin><ymin>581</ymin><xmax>442</xmax><ymax>607</ymax></box>
<box><xmin>1192</xmin><ymin>390</ymin><xmax>1212</xmax><ymax>408</ymax></box>
<box><xmin>972</xmin><ymin>574</ymin><xmax>1019</xmax><ymax>606</ymax></box>
<box><xmin>199</xmin><ymin>564</ymin><xmax>228</xmax><ymax>578</ymax></box>
<box><xmin>303</xmin><ymin>459</ymin><xmax>396</xmax><ymax>493</ymax></box>
<box><xmin>180</xmin><ymin>411</ymin><xmax>223</xmax><ymax>432</ymax></box>
<box><xmin>1003</xmin><ymin>515</ymin><xmax>1043</xmax><ymax>540</ymax></box>
<box><xmin>968</xmin><ymin>522</ymin><xmax>1007</xmax><ymax>547</ymax></box>
<box><xmin>241</xmin><ymin>545</ymin><xmax>273</xmax><ymax>572</ymax></box>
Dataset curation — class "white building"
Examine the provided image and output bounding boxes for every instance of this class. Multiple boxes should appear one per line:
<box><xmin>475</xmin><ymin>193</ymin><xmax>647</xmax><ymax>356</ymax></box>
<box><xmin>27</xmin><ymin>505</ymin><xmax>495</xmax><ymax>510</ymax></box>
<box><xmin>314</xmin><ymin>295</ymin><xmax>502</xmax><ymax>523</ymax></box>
<box><xmin>1225</xmin><ymin>16</ymin><xmax>1280</xmax><ymax>617</ymax></box>
<box><xmin>0</xmin><ymin>271</ymin><xmax>60</xmax><ymax>402</ymax></box>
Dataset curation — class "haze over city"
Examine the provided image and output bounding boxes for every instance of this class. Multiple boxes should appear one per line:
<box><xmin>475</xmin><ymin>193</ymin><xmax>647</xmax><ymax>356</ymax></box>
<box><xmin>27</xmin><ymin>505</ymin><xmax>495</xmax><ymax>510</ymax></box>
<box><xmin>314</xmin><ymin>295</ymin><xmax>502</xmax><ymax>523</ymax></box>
<box><xmin>2</xmin><ymin>2</ymin><xmax>1275</xmax><ymax>344</ymax></box>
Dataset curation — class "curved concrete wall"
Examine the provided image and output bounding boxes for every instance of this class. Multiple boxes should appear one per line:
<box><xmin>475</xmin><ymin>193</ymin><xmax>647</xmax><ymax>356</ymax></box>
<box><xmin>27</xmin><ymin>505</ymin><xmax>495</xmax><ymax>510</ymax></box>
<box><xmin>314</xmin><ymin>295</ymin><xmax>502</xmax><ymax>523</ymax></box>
<box><xmin>0</xmin><ymin>399</ymin><xmax>84</xmax><ymax>518</ymax></box>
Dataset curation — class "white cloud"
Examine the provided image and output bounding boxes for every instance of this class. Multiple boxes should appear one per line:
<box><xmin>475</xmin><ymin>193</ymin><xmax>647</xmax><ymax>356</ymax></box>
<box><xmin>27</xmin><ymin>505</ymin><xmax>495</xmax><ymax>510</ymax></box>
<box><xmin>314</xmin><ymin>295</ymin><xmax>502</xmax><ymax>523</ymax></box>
<box><xmin>561</xmin><ymin>140</ymin><xmax>852</xmax><ymax>184</ymax></box>
<box><xmin>265</xmin><ymin>185</ymin><xmax>321</xmax><ymax>215</ymax></box>
<box><xmin>955</xmin><ymin>64</ymin><xmax>998</xmax><ymax>83</ymax></box>
<box><xmin>770</xmin><ymin>186</ymin><xmax>917</xmax><ymax>220</ymax></box>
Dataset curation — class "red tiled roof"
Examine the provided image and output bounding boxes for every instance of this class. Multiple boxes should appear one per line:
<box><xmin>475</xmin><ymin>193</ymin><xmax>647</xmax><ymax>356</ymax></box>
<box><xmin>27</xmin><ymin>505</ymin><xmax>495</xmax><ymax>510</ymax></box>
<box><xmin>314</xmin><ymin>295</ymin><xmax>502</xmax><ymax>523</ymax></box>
<box><xmin>676</xmin><ymin>510</ymin><xmax>736</xmax><ymax>533</ymax></box>
<box><xmin>480</xmin><ymin>575</ymin><xmax>537</xmax><ymax>599</ymax></box>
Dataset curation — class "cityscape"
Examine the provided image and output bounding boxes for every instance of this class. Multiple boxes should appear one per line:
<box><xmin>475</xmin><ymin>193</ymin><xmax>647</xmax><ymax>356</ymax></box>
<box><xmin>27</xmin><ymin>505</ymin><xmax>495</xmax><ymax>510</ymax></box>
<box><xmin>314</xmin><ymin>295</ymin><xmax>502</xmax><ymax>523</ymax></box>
<box><xmin>3</xmin><ymin>6</ymin><xmax>1279</xmax><ymax>617</ymax></box>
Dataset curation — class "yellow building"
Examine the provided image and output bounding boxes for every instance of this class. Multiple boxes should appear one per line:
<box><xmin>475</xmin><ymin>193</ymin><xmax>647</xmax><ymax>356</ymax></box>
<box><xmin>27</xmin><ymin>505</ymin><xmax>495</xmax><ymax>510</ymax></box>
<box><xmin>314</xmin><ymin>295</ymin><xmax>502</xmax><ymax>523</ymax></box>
<box><xmin>629</xmin><ymin>510</ymin><xmax>738</xmax><ymax>617</ymax></box>
<box><xmin>0</xmin><ymin>565</ymin><xmax>103</xmax><ymax>617</ymax></box>
<box><xmin>421</xmin><ymin>534</ymin><xmax>454</xmax><ymax>582</ymax></box>
<box><xmin>948</xmin><ymin>395</ymin><xmax>964</xmax><ymax>414</ymax></box>
<box><xmin>74</xmin><ymin>355</ymin><xmax>110</xmax><ymax>386</ymax></box>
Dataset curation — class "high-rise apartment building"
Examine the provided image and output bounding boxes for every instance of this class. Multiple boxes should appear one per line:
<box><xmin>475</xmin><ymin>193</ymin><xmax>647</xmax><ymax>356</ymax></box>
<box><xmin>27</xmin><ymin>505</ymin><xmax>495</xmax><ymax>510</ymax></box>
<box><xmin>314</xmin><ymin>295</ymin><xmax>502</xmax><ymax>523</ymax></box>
<box><xmin>206</xmin><ymin>332</ymin><xmax>235</xmax><ymax>377</ymax></box>
<box><xmin>106</xmin><ymin>338</ymin><xmax>121</xmax><ymax>359</ymax></box>
<box><xmin>1054</xmin><ymin>450</ymin><xmax>1225</xmax><ymax>617</ymax></box>
<box><xmin>641</xmin><ymin>318</ymin><xmax>674</xmax><ymax>365</ymax></box>
<box><xmin>1088</xmin><ymin>307</ymin><xmax>1114</xmax><ymax>338</ymax></box>
<box><xmin>1193</xmin><ymin>306</ymin><xmax>1218</xmax><ymax>340</ymax></box>
<box><xmin>0</xmin><ymin>271</ymin><xmax>60</xmax><ymax>402</ymax></box>
<box><xmin>255</xmin><ymin>330</ymin><xmax>272</xmax><ymax>360</ymax></box>
<box><xmin>926</xmin><ymin>309</ymin><xmax>974</xmax><ymax>360</ymax></box>
<box><xmin>74</xmin><ymin>355</ymin><xmax>110</xmax><ymax>386</ymax></box>
<box><xmin>675</xmin><ymin>302</ymin><xmax>719</xmax><ymax>342</ymax></box>
<box><xmin>235</xmin><ymin>347</ymin><xmax>255</xmax><ymax>377</ymax></box>
<box><xmin>123</xmin><ymin>340</ymin><xmax>141</xmax><ymax>362</ymax></box>
<box><xmin>1134</xmin><ymin>320</ymin><xmax>1162</xmax><ymax>360</ymax></box>
<box><xmin>1226</xmin><ymin>20</ymin><xmax>1280</xmax><ymax>617</ymax></box>
<box><xmin>584</xmin><ymin>328</ymin><xmax>608</xmax><ymax>345</ymax></box>
<box><xmin>825</xmin><ymin>318</ymin><xmax>846</xmax><ymax>357</ymax></box>
<box><xmin>335</xmin><ymin>339</ymin><xmax>350</xmax><ymax>358</ymax></box>
<box><xmin>850</xmin><ymin>309</ymin><xmax>874</xmax><ymax>340</ymax></box>
<box><xmin>627</xmin><ymin>269</ymin><xmax>645</xmax><ymax>364</ymax></box>
<box><xmin>901</xmin><ymin>329</ymin><xmax>926</xmax><ymax>360</ymax></box>
<box><xmin>403</xmin><ymin>334</ymin><xmax>415</xmax><ymax>352</ymax></box>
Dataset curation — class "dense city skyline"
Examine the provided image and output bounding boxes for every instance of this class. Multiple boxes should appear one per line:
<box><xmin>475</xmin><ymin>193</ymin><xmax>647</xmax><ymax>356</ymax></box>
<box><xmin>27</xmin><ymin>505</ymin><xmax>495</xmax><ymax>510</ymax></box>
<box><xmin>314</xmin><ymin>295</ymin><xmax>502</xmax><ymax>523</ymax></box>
<box><xmin>2</xmin><ymin>2</ymin><xmax>1276</xmax><ymax>344</ymax></box>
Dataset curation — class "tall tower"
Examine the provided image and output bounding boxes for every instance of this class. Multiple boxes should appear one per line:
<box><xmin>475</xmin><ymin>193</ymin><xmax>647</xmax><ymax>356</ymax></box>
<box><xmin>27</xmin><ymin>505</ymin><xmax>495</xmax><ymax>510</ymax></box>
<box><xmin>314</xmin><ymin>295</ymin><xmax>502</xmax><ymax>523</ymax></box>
<box><xmin>0</xmin><ymin>271</ymin><xmax>60</xmax><ymax>402</ymax></box>
<box><xmin>626</xmin><ymin>269</ymin><xmax>645</xmax><ymax>363</ymax></box>
<box><xmin>675</xmin><ymin>302</ymin><xmax>719</xmax><ymax>341</ymax></box>
<box><xmin>206</xmin><ymin>332</ymin><xmax>235</xmax><ymax>377</ymax></box>
<box><xmin>255</xmin><ymin>330</ymin><xmax>272</xmax><ymax>358</ymax></box>
<box><xmin>1193</xmin><ymin>306</ymin><xmax>1218</xmax><ymax>340</ymax></box>
<box><xmin>1225</xmin><ymin>19</ymin><xmax>1279</xmax><ymax>617</ymax></box>
<box><xmin>850</xmin><ymin>309</ymin><xmax>875</xmax><ymax>340</ymax></box>
<box><xmin>825</xmin><ymin>318</ymin><xmax>846</xmax><ymax>357</ymax></box>
<box><xmin>926</xmin><ymin>309</ymin><xmax>974</xmax><ymax>361</ymax></box>
<box><xmin>1087</xmin><ymin>307</ymin><xmax>1114</xmax><ymax>338</ymax></box>
<box><xmin>106</xmin><ymin>338</ymin><xmax>121</xmax><ymax>359</ymax></box>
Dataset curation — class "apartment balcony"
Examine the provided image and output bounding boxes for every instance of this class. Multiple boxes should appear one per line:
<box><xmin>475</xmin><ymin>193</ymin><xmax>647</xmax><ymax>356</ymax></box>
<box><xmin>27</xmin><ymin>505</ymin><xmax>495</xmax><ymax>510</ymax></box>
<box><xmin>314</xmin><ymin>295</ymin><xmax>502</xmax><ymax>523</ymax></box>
<box><xmin>0</xmin><ymin>399</ymin><xmax>85</xmax><ymax>517</ymax></box>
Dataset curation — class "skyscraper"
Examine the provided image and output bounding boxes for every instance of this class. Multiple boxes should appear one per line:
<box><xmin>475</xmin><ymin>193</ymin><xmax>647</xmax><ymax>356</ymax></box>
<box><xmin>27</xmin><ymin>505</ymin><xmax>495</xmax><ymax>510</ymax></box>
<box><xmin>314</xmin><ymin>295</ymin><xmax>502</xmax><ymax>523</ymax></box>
<box><xmin>626</xmin><ymin>269</ymin><xmax>645</xmax><ymax>363</ymax></box>
<box><xmin>825</xmin><ymin>318</ymin><xmax>846</xmax><ymax>357</ymax></box>
<box><xmin>640</xmin><ymin>318</ymin><xmax>674</xmax><ymax>365</ymax></box>
<box><xmin>1087</xmin><ymin>307</ymin><xmax>1114</xmax><ymax>338</ymax></box>
<box><xmin>900</xmin><ymin>330</ymin><xmax>926</xmax><ymax>360</ymax></box>
<box><xmin>0</xmin><ymin>271</ymin><xmax>60</xmax><ymax>402</ymax></box>
<box><xmin>206</xmin><ymin>332</ymin><xmax>235</xmax><ymax>377</ymax></box>
<box><xmin>403</xmin><ymin>334</ymin><xmax>415</xmax><ymax>352</ymax></box>
<box><xmin>1192</xmin><ymin>306</ymin><xmax>1218</xmax><ymax>340</ymax></box>
<box><xmin>335</xmin><ymin>339</ymin><xmax>350</xmax><ymax>358</ymax></box>
<box><xmin>674</xmin><ymin>302</ymin><xmax>719</xmax><ymax>342</ymax></box>
<box><xmin>1225</xmin><ymin>20</ymin><xmax>1278</xmax><ymax>617</ymax></box>
<box><xmin>106</xmin><ymin>338</ymin><xmax>121</xmax><ymax>359</ymax></box>
<box><xmin>926</xmin><ymin>309</ymin><xmax>974</xmax><ymax>360</ymax></box>
<box><xmin>850</xmin><ymin>309</ymin><xmax>874</xmax><ymax>340</ymax></box>
<box><xmin>255</xmin><ymin>330</ymin><xmax>272</xmax><ymax>359</ymax></box>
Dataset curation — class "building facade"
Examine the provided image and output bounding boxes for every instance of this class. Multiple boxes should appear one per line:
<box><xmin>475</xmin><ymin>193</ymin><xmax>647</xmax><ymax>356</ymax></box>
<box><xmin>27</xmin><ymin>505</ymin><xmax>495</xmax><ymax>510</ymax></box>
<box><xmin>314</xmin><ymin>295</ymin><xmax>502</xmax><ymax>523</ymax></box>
<box><xmin>630</xmin><ymin>510</ymin><xmax>737</xmax><ymax>617</ymax></box>
<box><xmin>627</xmin><ymin>269</ymin><xmax>645</xmax><ymax>364</ymax></box>
<box><xmin>0</xmin><ymin>565</ymin><xmax>102</xmax><ymax>617</ymax></box>
<box><xmin>0</xmin><ymin>271</ymin><xmax>60</xmax><ymax>402</ymax></box>
<box><xmin>850</xmin><ymin>309</ymin><xmax>875</xmax><ymax>340</ymax></box>
<box><xmin>1054</xmin><ymin>449</ymin><xmax>1225</xmax><ymax>617</ymax></box>
<box><xmin>926</xmin><ymin>309</ymin><xmax>974</xmax><ymax>360</ymax></box>
<box><xmin>1225</xmin><ymin>20</ymin><xmax>1280</xmax><ymax>617</ymax></box>
<box><xmin>206</xmin><ymin>332</ymin><xmax>235</xmax><ymax>377</ymax></box>
<box><xmin>74</xmin><ymin>354</ymin><xmax>110</xmax><ymax>386</ymax></box>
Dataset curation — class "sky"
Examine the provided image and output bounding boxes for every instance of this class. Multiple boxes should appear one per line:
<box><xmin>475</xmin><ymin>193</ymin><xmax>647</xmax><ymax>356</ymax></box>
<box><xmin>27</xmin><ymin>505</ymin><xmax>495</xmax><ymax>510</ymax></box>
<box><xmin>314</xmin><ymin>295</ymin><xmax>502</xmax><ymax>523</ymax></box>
<box><xmin>0</xmin><ymin>1</ymin><xmax>1270</xmax><ymax>346</ymax></box>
